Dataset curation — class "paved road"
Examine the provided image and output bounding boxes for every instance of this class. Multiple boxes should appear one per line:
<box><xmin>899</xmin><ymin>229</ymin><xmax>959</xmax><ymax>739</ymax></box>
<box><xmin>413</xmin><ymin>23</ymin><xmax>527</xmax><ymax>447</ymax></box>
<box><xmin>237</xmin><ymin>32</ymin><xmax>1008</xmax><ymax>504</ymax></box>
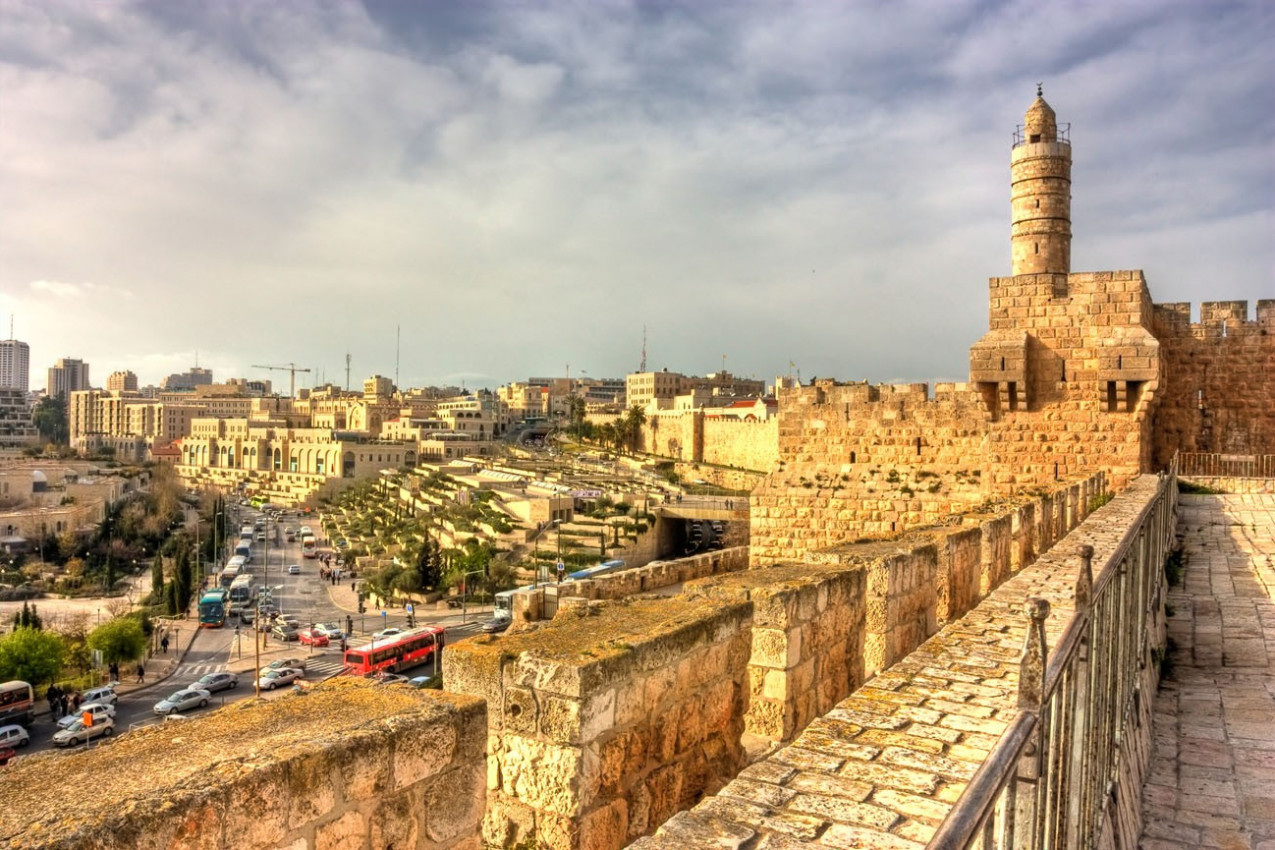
<box><xmin>17</xmin><ymin>507</ymin><xmax>485</xmax><ymax>758</ymax></box>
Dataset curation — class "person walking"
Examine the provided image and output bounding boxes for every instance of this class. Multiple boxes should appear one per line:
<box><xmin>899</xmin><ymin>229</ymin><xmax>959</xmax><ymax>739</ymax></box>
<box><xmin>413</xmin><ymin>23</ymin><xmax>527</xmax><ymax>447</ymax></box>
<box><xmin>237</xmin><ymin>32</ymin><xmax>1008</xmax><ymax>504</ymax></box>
<box><xmin>161</xmin><ymin>635</ymin><xmax>170</xmax><ymax>654</ymax></box>
<box><xmin>136</xmin><ymin>663</ymin><xmax>146</xmax><ymax>683</ymax></box>
<box><xmin>47</xmin><ymin>684</ymin><xmax>61</xmax><ymax>718</ymax></box>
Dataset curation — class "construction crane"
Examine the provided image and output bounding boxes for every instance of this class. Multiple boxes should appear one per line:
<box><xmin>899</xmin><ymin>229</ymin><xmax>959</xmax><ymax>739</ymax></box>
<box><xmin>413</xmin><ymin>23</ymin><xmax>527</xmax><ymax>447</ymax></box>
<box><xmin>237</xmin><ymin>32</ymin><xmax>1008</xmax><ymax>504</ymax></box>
<box><xmin>251</xmin><ymin>363</ymin><xmax>312</xmax><ymax>399</ymax></box>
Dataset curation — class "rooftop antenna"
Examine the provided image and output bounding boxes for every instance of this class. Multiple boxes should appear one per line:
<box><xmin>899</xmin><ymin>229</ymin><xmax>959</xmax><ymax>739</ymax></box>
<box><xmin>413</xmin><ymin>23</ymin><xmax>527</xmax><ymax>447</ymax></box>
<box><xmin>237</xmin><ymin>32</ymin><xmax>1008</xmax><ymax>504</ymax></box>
<box><xmin>395</xmin><ymin>325</ymin><xmax>400</xmax><ymax>390</ymax></box>
<box><xmin>640</xmin><ymin>325</ymin><xmax>647</xmax><ymax>372</ymax></box>
<box><xmin>345</xmin><ymin>352</ymin><xmax>351</xmax><ymax>392</ymax></box>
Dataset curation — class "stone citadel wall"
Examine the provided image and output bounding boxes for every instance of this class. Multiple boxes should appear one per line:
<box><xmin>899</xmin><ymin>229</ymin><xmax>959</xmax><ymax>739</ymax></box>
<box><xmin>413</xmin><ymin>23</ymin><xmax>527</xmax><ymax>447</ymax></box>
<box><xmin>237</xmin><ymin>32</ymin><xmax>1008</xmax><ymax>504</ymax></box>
<box><xmin>1150</xmin><ymin>299</ymin><xmax>1275</xmax><ymax>465</ymax></box>
<box><xmin>631</xmin><ymin>472</ymin><xmax>1174</xmax><ymax>850</ymax></box>
<box><xmin>641</xmin><ymin>411</ymin><xmax>779</xmax><ymax>473</ymax></box>
<box><xmin>441</xmin><ymin>472</ymin><xmax>1101</xmax><ymax>850</ymax></box>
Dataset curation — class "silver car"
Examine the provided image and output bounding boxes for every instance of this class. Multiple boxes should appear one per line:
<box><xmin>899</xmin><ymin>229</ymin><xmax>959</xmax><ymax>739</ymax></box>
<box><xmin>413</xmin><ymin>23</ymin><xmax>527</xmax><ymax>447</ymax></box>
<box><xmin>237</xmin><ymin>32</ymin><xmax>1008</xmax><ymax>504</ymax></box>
<box><xmin>257</xmin><ymin>668</ymin><xmax>303</xmax><ymax>690</ymax></box>
<box><xmin>153</xmin><ymin>687</ymin><xmax>212</xmax><ymax>716</ymax></box>
<box><xmin>52</xmin><ymin>717</ymin><xmax>115</xmax><ymax>747</ymax></box>
<box><xmin>195</xmin><ymin>672</ymin><xmax>239</xmax><ymax>693</ymax></box>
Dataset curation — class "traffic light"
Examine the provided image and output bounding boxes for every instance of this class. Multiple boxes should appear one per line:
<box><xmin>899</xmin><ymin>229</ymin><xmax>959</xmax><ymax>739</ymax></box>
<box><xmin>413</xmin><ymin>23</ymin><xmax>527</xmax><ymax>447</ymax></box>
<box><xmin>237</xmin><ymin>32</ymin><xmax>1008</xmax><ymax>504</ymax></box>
<box><xmin>406</xmin><ymin>613</ymin><xmax>415</xmax><ymax>628</ymax></box>
<box><xmin>358</xmin><ymin>600</ymin><xmax>365</xmax><ymax>614</ymax></box>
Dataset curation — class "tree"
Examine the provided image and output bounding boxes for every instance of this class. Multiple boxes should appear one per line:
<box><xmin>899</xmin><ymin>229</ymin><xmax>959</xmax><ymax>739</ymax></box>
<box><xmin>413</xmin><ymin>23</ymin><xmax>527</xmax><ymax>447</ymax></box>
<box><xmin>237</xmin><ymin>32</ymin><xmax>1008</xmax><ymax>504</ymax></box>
<box><xmin>12</xmin><ymin>601</ymin><xmax>42</xmax><ymax>631</ymax></box>
<box><xmin>0</xmin><ymin>627</ymin><xmax>66</xmax><ymax>685</ymax></box>
<box><xmin>87</xmin><ymin>617</ymin><xmax>147</xmax><ymax>664</ymax></box>
<box><xmin>151</xmin><ymin>557</ymin><xmax>165</xmax><ymax>599</ymax></box>
<box><xmin>31</xmin><ymin>396</ymin><xmax>68</xmax><ymax>445</ymax></box>
<box><xmin>417</xmin><ymin>538</ymin><xmax>441</xmax><ymax>592</ymax></box>
<box><xmin>624</xmin><ymin>405</ymin><xmax>647</xmax><ymax>452</ymax></box>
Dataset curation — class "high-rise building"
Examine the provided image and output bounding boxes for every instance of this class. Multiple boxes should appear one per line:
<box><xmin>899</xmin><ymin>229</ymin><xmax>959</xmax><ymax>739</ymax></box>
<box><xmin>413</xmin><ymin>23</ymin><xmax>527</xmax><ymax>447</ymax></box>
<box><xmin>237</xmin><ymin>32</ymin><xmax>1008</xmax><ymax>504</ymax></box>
<box><xmin>106</xmin><ymin>370</ymin><xmax>139</xmax><ymax>392</ymax></box>
<box><xmin>47</xmin><ymin>357</ymin><xmax>91</xmax><ymax>400</ymax></box>
<box><xmin>0</xmin><ymin>338</ymin><xmax>30</xmax><ymax>392</ymax></box>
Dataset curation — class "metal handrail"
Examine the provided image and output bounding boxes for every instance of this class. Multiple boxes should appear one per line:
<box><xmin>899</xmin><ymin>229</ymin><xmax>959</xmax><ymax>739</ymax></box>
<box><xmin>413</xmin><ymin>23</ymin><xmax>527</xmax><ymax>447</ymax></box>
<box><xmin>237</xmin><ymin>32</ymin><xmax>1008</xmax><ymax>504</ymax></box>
<box><xmin>927</xmin><ymin>459</ymin><xmax>1177</xmax><ymax>850</ymax></box>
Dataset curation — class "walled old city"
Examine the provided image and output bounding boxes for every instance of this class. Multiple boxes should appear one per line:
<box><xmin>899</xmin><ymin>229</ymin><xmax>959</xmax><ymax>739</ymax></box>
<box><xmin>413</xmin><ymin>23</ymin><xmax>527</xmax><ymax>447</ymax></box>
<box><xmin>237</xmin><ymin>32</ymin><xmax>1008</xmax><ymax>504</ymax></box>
<box><xmin>2</xmin><ymin>93</ymin><xmax>1272</xmax><ymax>850</ymax></box>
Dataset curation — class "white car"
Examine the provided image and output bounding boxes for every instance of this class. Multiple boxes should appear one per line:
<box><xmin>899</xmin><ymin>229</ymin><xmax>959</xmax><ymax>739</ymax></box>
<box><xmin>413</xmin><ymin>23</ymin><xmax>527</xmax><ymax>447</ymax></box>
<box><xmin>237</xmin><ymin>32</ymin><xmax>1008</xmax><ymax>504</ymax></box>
<box><xmin>55</xmin><ymin>702</ymin><xmax>116</xmax><ymax>731</ymax></box>
<box><xmin>81</xmin><ymin>684</ymin><xmax>119</xmax><ymax>707</ymax></box>
<box><xmin>371</xmin><ymin>627</ymin><xmax>404</xmax><ymax>640</ymax></box>
<box><xmin>287</xmin><ymin>564</ymin><xmax>301</xmax><ymax>575</ymax></box>
<box><xmin>257</xmin><ymin>668</ymin><xmax>304</xmax><ymax>690</ymax></box>
<box><xmin>153</xmin><ymin>688</ymin><xmax>212</xmax><ymax>716</ymax></box>
<box><xmin>0</xmin><ymin>724</ymin><xmax>30</xmax><ymax>749</ymax></box>
<box><xmin>259</xmin><ymin>658</ymin><xmax>307</xmax><ymax>676</ymax></box>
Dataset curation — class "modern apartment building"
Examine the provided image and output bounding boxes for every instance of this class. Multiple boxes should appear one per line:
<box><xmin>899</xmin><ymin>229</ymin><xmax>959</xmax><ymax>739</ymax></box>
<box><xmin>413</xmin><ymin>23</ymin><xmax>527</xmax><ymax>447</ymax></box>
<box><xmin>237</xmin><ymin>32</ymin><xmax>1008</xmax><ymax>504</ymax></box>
<box><xmin>0</xmin><ymin>338</ymin><xmax>30</xmax><ymax>392</ymax></box>
<box><xmin>47</xmin><ymin>357</ymin><xmax>91</xmax><ymax>400</ymax></box>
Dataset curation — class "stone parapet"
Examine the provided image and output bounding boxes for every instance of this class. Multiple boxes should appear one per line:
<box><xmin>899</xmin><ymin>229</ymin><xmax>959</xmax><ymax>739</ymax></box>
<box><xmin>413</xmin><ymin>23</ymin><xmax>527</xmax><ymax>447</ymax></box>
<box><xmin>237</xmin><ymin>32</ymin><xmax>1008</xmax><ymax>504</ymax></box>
<box><xmin>444</xmin><ymin>597</ymin><xmax>753</xmax><ymax>850</ymax></box>
<box><xmin>0</xmin><ymin>679</ymin><xmax>486</xmax><ymax>850</ymax></box>
<box><xmin>629</xmin><ymin>474</ymin><xmax>1169</xmax><ymax>850</ymax></box>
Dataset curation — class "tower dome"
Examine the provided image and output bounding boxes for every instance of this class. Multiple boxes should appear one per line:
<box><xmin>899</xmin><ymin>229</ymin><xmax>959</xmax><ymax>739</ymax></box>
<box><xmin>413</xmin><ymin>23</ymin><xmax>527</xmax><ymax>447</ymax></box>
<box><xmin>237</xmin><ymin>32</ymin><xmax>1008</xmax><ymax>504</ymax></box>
<box><xmin>1023</xmin><ymin>95</ymin><xmax>1058</xmax><ymax>144</ymax></box>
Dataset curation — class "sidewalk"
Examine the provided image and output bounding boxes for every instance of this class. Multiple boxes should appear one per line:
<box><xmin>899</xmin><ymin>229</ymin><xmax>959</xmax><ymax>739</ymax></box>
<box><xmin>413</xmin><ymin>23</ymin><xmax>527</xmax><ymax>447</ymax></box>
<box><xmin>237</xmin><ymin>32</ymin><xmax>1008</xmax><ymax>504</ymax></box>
<box><xmin>1138</xmin><ymin>494</ymin><xmax>1275</xmax><ymax>849</ymax></box>
<box><xmin>321</xmin><ymin>575</ymin><xmax>493</xmax><ymax>626</ymax></box>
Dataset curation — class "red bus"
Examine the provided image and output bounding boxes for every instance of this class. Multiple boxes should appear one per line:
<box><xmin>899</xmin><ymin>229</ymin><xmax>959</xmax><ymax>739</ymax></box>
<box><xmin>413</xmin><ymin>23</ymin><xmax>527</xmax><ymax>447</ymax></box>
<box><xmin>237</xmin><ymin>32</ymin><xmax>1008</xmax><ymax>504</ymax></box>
<box><xmin>343</xmin><ymin>627</ymin><xmax>445</xmax><ymax>677</ymax></box>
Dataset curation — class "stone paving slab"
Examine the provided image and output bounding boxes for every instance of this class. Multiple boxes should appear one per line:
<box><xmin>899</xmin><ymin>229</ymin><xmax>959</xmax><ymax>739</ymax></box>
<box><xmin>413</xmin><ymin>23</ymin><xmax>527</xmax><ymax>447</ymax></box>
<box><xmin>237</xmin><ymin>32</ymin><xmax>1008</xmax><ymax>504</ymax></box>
<box><xmin>1139</xmin><ymin>494</ymin><xmax>1275</xmax><ymax>850</ymax></box>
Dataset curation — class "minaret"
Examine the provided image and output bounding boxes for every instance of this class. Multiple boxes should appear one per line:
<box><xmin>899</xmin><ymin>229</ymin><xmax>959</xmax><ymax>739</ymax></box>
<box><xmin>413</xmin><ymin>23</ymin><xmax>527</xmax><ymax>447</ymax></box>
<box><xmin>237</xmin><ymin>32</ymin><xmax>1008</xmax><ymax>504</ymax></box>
<box><xmin>1010</xmin><ymin>85</ymin><xmax>1071</xmax><ymax>276</ymax></box>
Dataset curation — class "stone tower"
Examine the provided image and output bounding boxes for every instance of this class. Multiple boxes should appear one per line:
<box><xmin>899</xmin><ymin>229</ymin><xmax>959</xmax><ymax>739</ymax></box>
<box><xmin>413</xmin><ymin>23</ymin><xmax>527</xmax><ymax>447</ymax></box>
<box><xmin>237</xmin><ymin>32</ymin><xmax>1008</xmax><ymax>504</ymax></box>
<box><xmin>1010</xmin><ymin>87</ymin><xmax>1071</xmax><ymax>276</ymax></box>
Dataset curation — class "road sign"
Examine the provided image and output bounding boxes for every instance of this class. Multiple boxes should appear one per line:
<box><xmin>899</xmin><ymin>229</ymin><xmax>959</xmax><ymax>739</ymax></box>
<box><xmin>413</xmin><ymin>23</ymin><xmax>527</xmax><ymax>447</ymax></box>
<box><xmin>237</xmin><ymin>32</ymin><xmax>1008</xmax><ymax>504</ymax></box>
<box><xmin>405</xmin><ymin>603</ymin><xmax>414</xmax><ymax>615</ymax></box>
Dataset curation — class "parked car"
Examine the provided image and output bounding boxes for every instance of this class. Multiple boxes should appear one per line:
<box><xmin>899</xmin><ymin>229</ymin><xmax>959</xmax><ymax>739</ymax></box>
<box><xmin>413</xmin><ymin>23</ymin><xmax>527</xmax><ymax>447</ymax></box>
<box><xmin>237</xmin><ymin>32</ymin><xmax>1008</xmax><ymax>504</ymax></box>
<box><xmin>272</xmin><ymin>625</ymin><xmax>300</xmax><ymax>642</ymax></box>
<box><xmin>80</xmin><ymin>684</ymin><xmax>119</xmax><ymax>708</ymax></box>
<box><xmin>0</xmin><ymin>724</ymin><xmax>30</xmax><ymax>749</ymax></box>
<box><xmin>298</xmin><ymin>629</ymin><xmax>329</xmax><ymax>647</ymax></box>
<box><xmin>257</xmin><ymin>668</ymin><xmax>303</xmax><ymax>690</ymax></box>
<box><xmin>152</xmin><ymin>688</ymin><xmax>212</xmax><ymax>716</ymax></box>
<box><xmin>52</xmin><ymin>717</ymin><xmax>115</xmax><ymax>747</ymax></box>
<box><xmin>195</xmin><ymin>672</ymin><xmax>239</xmax><ymax>693</ymax></box>
<box><xmin>56</xmin><ymin>702</ymin><xmax>116</xmax><ymax>731</ymax></box>
<box><xmin>0</xmin><ymin>746</ymin><xmax>15</xmax><ymax>766</ymax></box>
<box><xmin>259</xmin><ymin>658</ymin><xmax>307</xmax><ymax>676</ymax></box>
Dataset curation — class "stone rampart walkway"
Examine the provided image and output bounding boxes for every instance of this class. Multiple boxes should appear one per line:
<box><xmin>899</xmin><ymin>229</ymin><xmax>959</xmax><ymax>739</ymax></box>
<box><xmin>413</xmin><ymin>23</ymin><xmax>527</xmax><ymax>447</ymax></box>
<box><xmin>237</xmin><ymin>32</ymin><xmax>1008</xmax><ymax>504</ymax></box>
<box><xmin>1140</xmin><ymin>494</ymin><xmax>1275</xmax><ymax>850</ymax></box>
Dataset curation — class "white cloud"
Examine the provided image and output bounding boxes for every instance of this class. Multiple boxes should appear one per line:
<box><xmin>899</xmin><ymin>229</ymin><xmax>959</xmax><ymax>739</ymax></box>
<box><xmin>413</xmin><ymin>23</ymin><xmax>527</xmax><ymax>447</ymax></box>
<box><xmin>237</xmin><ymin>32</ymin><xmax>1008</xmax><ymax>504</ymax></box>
<box><xmin>0</xmin><ymin>0</ymin><xmax>1269</xmax><ymax>391</ymax></box>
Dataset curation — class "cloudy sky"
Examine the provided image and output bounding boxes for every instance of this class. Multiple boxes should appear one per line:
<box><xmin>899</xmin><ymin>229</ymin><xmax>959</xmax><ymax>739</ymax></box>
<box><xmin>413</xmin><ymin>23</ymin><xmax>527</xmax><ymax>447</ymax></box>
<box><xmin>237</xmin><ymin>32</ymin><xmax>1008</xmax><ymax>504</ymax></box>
<box><xmin>1</xmin><ymin>0</ymin><xmax>1270</xmax><ymax>393</ymax></box>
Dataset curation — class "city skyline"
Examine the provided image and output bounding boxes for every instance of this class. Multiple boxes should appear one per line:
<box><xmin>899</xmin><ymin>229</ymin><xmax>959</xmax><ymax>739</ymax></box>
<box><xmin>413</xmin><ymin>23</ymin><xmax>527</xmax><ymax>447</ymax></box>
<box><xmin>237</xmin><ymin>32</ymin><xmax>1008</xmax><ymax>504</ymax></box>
<box><xmin>1</xmin><ymin>1</ymin><xmax>1270</xmax><ymax>391</ymax></box>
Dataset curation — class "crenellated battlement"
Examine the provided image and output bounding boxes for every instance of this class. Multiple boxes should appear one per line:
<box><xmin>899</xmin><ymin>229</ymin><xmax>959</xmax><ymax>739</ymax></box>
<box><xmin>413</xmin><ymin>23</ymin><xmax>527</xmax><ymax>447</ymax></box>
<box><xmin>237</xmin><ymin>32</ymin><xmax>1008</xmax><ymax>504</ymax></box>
<box><xmin>1153</xmin><ymin>299</ymin><xmax>1275</xmax><ymax>337</ymax></box>
<box><xmin>779</xmin><ymin>380</ymin><xmax>975</xmax><ymax>413</ymax></box>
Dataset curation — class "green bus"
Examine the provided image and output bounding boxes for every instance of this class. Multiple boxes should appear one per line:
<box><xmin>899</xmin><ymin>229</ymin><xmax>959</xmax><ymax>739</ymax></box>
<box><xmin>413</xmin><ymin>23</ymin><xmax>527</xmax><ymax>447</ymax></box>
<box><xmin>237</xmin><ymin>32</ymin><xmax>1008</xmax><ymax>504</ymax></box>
<box><xmin>198</xmin><ymin>588</ymin><xmax>230</xmax><ymax>628</ymax></box>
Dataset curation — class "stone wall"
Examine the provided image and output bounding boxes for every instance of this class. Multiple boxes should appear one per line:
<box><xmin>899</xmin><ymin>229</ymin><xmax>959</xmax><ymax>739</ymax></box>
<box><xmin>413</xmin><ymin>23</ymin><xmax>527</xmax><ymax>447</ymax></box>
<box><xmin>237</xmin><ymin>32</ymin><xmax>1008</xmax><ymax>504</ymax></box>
<box><xmin>557</xmin><ymin>547</ymin><xmax>749</xmax><ymax>604</ymax></box>
<box><xmin>1151</xmin><ymin>300</ymin><xmax>1275</xmax><ymax>465</ymax></box>
<box><xmin>0</xmin><ymin>680</ymin><xmax>486</xmax><ymax>850</ymax></box>
<box><xmin>629</xmin><ymin>473</ymin><xmax>1173</xmax><ymax>850</ymax></box>
<box><xmin>640</xmin><ymin>411</ymin><xmax>779</xmax><ymax>474</ymax></box>
<box><xmin>683</xmin><ymin>563</ymin><xmax>868</xmax><ymax>745</ymax></box>
<box><xmin>699</xmin><ymin>419</ymin><xmax>779</xmax><ymax>473</ymax></box>
<box><xmin>444</xmin><ymin>597</ymin><xmax>753</xmax><ymax>850</ymax></box>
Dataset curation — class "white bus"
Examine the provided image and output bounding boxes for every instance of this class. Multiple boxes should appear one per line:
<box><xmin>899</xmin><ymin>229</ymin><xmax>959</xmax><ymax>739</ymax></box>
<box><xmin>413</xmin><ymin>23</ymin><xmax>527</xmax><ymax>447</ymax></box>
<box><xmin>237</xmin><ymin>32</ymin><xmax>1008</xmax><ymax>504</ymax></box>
<box><xmin>228</xmin><ymin>573</ymin><xmax>255</xmax><ymax>606</ymax></box>
<box><xmin>220</xmin><ymin>555</ymin><xmax>247</xmax><ymax>588</ymax></box>
<box><xmin>301</xmin><ymin>533</ymin><xmax>317</xmax><ymax>559</ymax></box>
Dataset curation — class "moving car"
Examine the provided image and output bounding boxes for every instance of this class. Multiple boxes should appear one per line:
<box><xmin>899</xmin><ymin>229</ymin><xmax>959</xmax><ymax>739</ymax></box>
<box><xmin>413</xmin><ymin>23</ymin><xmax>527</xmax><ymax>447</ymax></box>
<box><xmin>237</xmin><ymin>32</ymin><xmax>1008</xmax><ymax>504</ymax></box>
<box><xmin>480</xmin><ymin>617</ymin><xmax>512</xmax><ymax>634</ymax></box>
<box><xmin>259</xmin><ymin>658</ymin><xmax>307</xmax><ymax>675</ymax></box>
<box><xmin>55</xmin><ymin>702</ymin><xmax>116</xmax><ymax>731</ymax></box>
<box><xmin>0</xmin><ymin>724</ymin><xmax>29</xmax><ymax>749</ymax></box>
<box><xmin>272</xmin><ymin>625</ymin><xmax>300</xmax><ymax>642</ymax></box>
<box><xmin>257</xmin><ymin>668</ymin><xmax>303</xmax><ymax>690</ymax></box>
<box><xmin>371</xmin><ymin>627</ymin><xmax>404</xmax><ymax>640</ymax></box>
<box><xmin>195</xmin><ymin>672</ymin><xmax>239</xmax><ymax>693</ymax></box>
<box><xmin>153</xmin><ymin>688</ymin><xmax>212</xmax><ymax>716</ymax></box>
<box><xmin>298</xmin><ymin>629</ymin><xmax>329</xmax><ymax>647</ymax></box>
<box><xmin>287</xmin><ymin>564</ymin><xmax>301</xmax><ymax>575</ymax></box>
<box><xmin>52</xmin><ymin>717</ymin><xmax>115</xmax><ymax>747</ymax></box>
<box><xmin>315</xmin><ymin>623</ymin><xmax>345</xmax><ymax>640</ymax></box>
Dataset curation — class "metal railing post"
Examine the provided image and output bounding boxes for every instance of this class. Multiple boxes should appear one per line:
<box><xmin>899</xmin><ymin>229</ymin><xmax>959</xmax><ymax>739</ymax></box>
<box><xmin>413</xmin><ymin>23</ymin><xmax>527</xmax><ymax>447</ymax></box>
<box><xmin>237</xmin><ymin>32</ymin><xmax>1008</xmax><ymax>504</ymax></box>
<box><xmin>1014</xmin><ymin>597</ymin><xmax>1050</xmax><ymax>850</ymax></box>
